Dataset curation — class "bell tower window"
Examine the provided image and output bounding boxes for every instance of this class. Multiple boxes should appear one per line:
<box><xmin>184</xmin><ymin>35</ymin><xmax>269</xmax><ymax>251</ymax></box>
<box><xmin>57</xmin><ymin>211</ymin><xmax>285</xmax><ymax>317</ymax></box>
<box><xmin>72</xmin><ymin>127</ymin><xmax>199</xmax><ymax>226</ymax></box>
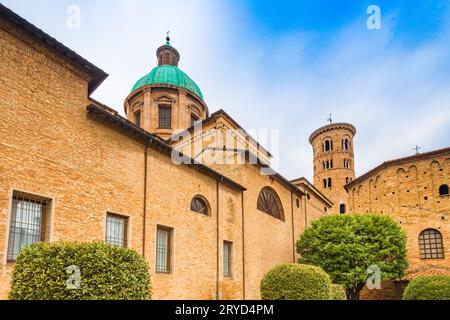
<box><xmin>323</xmin><ymin>139</ymin><xmax>333</xmax><ymax>152</ymax></box>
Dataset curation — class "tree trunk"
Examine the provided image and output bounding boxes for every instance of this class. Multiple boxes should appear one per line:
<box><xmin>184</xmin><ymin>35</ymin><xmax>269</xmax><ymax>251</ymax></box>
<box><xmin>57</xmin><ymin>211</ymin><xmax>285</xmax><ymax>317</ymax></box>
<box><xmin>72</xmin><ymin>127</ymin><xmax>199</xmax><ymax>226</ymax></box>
<box><xmin>347</xmin><ymin>284</ymin><xmax>365</xmax><ymax>300</ymax></box>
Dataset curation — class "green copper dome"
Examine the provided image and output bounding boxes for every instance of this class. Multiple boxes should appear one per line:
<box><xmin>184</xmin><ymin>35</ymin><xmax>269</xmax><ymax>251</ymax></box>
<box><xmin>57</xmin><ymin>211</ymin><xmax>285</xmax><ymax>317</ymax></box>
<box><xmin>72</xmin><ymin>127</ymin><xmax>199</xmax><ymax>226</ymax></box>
<box><xmin>131</xmin><ymin>65</ymin><xmax>204</xmax><ymax>100</ymax></box>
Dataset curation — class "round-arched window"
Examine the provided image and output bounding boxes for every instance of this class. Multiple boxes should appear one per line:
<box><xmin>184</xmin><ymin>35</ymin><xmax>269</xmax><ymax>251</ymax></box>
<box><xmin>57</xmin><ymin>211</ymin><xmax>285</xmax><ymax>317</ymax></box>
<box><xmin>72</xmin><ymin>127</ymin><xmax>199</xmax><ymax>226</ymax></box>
<box><xmin>190</xmin><ymin>196</ymin><xmax>209</xmax><ymax>216</ymax></box>
<box><xmin>439</xmin><ymin>184</ymin><xmax>449</xmax><ymax>196</ymax></box>
<box><xmin>419</xmin><ymin>229</ymin><xmax>445</xmax><ymax>259</ymax></box>
<box><xmin>257</xmin><ymin>187</ymin><xmax>284</xmax><ymax>221</ymax></box>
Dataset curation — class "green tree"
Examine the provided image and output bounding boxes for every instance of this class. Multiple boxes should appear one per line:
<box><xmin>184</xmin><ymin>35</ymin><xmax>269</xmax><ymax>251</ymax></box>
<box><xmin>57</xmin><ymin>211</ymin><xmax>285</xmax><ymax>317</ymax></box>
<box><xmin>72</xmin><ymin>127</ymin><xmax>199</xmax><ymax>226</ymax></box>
<box><xmin>297</xmin><ymin>214</ymin><xmax>408</xmax><ymax>300</ymax></box>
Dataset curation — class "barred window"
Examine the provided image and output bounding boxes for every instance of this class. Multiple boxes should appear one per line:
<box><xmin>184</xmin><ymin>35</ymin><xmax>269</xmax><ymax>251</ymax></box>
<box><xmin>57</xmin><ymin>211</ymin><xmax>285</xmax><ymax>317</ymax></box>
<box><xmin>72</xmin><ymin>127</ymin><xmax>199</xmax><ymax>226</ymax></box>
<box><xmin>105</xmin><ymin>213</ymin><xmax>128</xmax><ymax>248</ymax></box>
<box><xmin>159</xmin><ymin>105</ymin><xmax>172</xmax><ymax>129</ymax></box>
<box><xmin>190</xmin><ymin>196</ymin><xmax>209</xmax><ymax>215</ymax></box>
<box><xmin>156</xmin><ymin>226</ymin><xmax>173</xmax><ymax>273</ymax></box>
<box><xmin>223</xmin><ymin>241</ymin><xmax>233</xmax><ymax>278</ymax></box>
<box><xmin>257</xmin><ymin>187</ymin><xmax>284</xmax><ymax>221</ymax></box>
<box><xmin>419</xmin><ymin>229</ymin><xmax>445</xmax><ymax>259</ymax></box>
<box><xmin>7</xmin><ymin>192</ymin><xmax>51</xmax><ymax>262</ymax></box>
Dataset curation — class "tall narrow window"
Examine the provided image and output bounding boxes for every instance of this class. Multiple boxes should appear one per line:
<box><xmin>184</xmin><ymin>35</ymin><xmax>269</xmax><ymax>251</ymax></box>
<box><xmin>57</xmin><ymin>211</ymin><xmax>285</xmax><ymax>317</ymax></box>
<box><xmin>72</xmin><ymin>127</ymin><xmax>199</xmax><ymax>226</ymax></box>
<box><xmin>159</xmin><ymin>105</ymin><xmax>172</xmax><ymax>129</ymax></box>
<box><xmin>223</xmin><ymin>241</ymin><xmax>233</xmax><ymax>278</ymax></box>
<box><xmin>105</xmin><ymin>213</ymin><xmax>128</xmax><ymax>248</ymax></box>
<box><xmin>342</xmin><ymin>139</ymin><xmax>350</xmax><ymax>150</ymax></box>
<box><xmin>340</xmin><ymin>204</ymin><xmax>346</xmax><ymax>214</ymax></box>
<box><xmin>324</xmin><ymin>140</ymin><xmax>333</xmax><ymax>152</ymax></box>
<box><xmin>323</xmin><ymin>179</ymin><xmax>327</xmax><ymax>189</ymax></box>
<box><xmin>156</xmin><ymin>226</ymin><xmax>173</xmax><ymax>273</ymax></box>
<box><xmin>328</xmin><ymin>178</ymin><xmax>332</xmax><ymax>188</ymax></box>
<box><xmin>419</xmin><ymin>229</ymin><xmax>444</xmax><ymax>259</ymax></box>
<box><xmin>134</xmin><ymin>110</ymin><xmax>141</xmax><ymax>127</ymax></box>
<box><xmin>7</xmin><ymin>192</ymin><xmax>51</xmax><ymax>262</ymax></box>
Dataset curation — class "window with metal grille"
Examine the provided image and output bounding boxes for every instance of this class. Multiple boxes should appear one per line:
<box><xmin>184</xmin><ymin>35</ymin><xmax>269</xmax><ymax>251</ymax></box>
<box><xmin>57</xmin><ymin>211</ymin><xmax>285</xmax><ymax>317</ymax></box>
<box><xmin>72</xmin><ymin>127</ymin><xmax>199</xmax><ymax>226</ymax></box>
<box><xmin>105</xmin><ymin>213</ymin><xmax>128</xmax><ymax>248</ymax></box>
<box><xmin>7</xmin><ymin>192</ymin><xmax>50</xmax><ymax>262</ymax></box>
<box><xmin>223</xmin><ymin>241</ymin><xmax>233</xmax><ymax>278</ymax></box>
<box><xmin>158</xmin><ymin>105</ymin><xmax>172</xmax><ymax>129</ymax></box>
<box><xmin>190</xmin><ymin>196</ymin><xmax>209</xmax><ymax>215</ymax></box>
<box><xmin>419</xmin><ymin>229</ymin><xmax>445</xmax><ymax>259</ymax></box>
<box><xmin>156</xmin><ymin>226</ymin><xmax>172</xmax><ymax>273</ymax></box>
<box><xmin>257</xmin><ymin>187</ymin><xmax>284</xmax><ymax>221</ymax></box>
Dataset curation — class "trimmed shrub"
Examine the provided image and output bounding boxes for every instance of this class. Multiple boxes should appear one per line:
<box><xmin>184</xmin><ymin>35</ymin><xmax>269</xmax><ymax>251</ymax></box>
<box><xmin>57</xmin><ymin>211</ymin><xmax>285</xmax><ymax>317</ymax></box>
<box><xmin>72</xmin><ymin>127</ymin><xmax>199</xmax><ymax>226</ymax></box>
<box><xmin>9</xmin><ymin>242</ymin><xmax>151</xmax><ymax>300</ymax></box>
<box><xmin>261</xmin><ymin>264</ymin><xmax>332</xmax><ymax>300</ymax></box>
<box><xmin>329</xmin><ymin>284</ymin><xmax>347</xmax><ymax>300</ymax></box>
<box><xmin>403</xmin><ymin>276</ymin><xmax>450</xmax><ymax>300</ymax></box>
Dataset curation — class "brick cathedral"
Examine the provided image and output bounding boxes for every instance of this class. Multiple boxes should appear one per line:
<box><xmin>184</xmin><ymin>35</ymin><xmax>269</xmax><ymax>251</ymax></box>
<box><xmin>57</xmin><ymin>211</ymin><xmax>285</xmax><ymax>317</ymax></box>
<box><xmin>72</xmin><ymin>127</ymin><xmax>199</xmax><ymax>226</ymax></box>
<box><xmin>0</xmin><ymin>4</ymin><xmax>448</xmax><ymax>300</ymax></box>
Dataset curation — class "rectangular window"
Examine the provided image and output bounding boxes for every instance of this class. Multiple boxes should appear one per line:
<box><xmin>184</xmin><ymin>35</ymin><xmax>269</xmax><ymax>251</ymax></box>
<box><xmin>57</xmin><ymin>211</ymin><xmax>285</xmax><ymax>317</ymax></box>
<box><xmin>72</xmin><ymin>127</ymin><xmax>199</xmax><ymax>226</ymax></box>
<box><xmin>156</xmin><ymin>226</ymin><xmax>173</xmax><ymax>273</ymax></box>
<box><xmin>105</xmin><ymin>213</ymin><xmax>128</xmax><ymax>248</ymax></box>
<box><xmin>134</xmin><ymin>110</ymin><xmax>141</xmax><ymax>127</ymax></box>
<box><xmin>7</xmin><ymin>192</ymin><xmax>50</xmax><ymax>262</ymax></box>
<box><xmin>159</xmin><ymin>105</ymin><xmax>172</xmax><ymax>129</ymax></box>
<box><xmin>223</xmin><ymin>241</ymin><xmax>233</xmax><ymax>278</ymax></box>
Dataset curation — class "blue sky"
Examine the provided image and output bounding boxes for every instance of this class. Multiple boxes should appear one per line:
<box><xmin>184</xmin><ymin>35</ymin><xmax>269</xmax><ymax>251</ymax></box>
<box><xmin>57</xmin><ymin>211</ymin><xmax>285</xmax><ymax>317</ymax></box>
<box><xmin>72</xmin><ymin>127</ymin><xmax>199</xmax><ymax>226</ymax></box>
<box><xmin>2</xmin><ymin>0</ymin><xmax>450</xmax><ymax>180</ymax></box>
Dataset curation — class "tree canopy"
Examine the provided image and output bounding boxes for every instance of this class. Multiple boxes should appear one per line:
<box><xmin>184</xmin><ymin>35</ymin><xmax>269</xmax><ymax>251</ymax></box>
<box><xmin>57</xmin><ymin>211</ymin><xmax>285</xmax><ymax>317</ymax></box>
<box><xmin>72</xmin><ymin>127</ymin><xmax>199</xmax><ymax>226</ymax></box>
<box><xmin>297</xmin><ymin>214</ymin><xmax>408</xmax><ymax>299</ymax></box>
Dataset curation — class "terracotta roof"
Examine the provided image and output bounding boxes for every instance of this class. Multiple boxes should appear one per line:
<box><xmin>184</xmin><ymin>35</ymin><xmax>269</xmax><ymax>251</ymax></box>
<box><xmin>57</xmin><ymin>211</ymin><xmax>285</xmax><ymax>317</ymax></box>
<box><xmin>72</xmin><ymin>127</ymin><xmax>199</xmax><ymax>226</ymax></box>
<box><xmin>402</xmin><ymin>268</ymin><xmax>450</xmax><ymax>282</ymax></box>
<box><xmin>86</xmin><ymin>103</ymin><xmax>246</xmax><ymax>192</ymax></box>
<box><xmin>346</xmin><ymin>146</ymin><xmax>450</xmax><ymax>190</ymax></box>
<box><xmin>0</xmin><ymin>4</ymin><xmax>108</xmax><ymax>95</ymax></box>
<box><xmin>291</xmin><ymin>177</ymin><xmax>333</xmax><ymax>207</ymax></box>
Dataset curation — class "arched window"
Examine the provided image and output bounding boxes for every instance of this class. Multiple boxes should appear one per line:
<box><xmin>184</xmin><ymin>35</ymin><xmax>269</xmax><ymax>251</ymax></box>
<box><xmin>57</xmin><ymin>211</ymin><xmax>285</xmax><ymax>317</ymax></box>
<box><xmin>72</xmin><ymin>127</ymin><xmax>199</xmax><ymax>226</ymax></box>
<box><xmin>342</xmin><ymin>139</ymin><xmax>350</xmax><ymax>150</ymax></box>
<box><xmin>339</xmin><ymin>204</ymin><xmax>346</xmax><ymax>214</ymax></box>
<box><xmin>190</xmin><ymin>196</ymin><xmax>209</xmax><ymax>215</ymax></box>
<box><xmin>257</xmin><ymin>187</ymin><xmax>284</xmax><ymax>221</ymax></box>
<box><xmin>439</xmin><ymin>184</ymin><xmax>449</xmax><ymax>196</ymax></box>
<box><xmin>323</xmin><ymin>139</ymin><xmax>333</xmax><ymax>152</ymax></box>
<box><xmin>419</xmin><ymin>229</ymin><xmax>445</xmax><ymax>259</ymax></box>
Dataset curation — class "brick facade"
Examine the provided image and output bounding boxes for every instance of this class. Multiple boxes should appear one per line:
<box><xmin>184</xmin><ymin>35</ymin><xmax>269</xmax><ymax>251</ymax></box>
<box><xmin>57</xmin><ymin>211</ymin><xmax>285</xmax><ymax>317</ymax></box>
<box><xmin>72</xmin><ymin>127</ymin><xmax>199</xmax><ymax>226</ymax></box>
<box><xmin>0</xmin><ymin>6</ymin><xmax>331</xmax><ymax>300</ymax></box>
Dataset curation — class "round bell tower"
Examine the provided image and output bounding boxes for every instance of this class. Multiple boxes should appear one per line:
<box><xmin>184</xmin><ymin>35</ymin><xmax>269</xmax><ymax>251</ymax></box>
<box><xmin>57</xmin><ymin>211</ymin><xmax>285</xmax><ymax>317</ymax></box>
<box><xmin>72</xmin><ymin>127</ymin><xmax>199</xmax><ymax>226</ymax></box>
<box><xmin>309</xmin><ymin>121</ymin><xmax>356</xmax><ymax>214</ymax></box>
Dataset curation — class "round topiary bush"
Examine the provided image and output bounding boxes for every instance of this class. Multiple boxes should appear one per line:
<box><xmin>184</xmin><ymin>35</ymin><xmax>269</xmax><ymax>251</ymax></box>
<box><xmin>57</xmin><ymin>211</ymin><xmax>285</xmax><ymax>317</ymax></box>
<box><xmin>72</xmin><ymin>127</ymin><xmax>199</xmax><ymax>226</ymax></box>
<box><xmin>403</xmin><ymin>275</ymin><xmax>450</xmax><ymax>300</ymax></box>
<box><xmin>9</xmin><ymin>242</ymin><xmax>151</xmax><ymax>300</ymax></box>
<box><xmin>329</xmin><ymin>284</ymin><xmax>347</xmax><ymax>300</ymax></box>
<box><xmin>261</xmin><ymin>264</ymin><xmax>332</xmax><ymax>300</ymax></box>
